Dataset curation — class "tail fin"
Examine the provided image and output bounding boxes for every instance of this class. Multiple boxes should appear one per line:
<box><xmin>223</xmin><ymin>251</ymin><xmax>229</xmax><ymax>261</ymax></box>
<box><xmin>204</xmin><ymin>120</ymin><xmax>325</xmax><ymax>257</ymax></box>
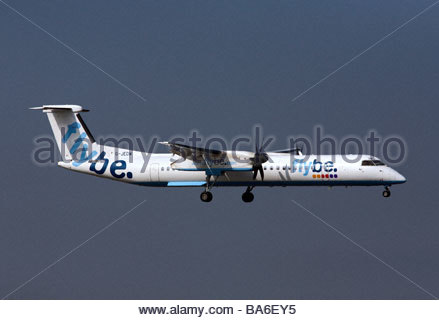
<box><xmin>31</xmin><ymin>105</ymin><xmax>97</xmax><ymax>165</ymax></box>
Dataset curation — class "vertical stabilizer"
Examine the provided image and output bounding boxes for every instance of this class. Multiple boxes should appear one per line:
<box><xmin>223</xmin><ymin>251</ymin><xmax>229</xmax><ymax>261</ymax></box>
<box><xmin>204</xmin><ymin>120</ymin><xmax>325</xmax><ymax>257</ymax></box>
<box><xmin>30</xmin><ymin>105</ymin><xmax>97</xmax><ymax>165</ymax></box>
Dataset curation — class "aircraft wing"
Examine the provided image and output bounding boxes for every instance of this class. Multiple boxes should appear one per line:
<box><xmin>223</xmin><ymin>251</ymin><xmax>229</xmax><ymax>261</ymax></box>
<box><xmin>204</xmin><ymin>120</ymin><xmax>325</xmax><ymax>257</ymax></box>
<box><xmin>159</xmin><ymin>141</ymin><xmax>226</xmax><ymax>161</ymax></box>
<box><xmin>159</xmin><ymin>141</ymin><xmax>255</xmax><ymax>175</ymax></box>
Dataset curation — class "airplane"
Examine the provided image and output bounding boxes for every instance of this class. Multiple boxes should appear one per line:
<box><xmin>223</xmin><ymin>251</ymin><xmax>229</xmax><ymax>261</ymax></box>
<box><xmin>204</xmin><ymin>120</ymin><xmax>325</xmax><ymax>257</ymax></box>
<box><xmin>31</xmin><ymin>105</ymin><xmax>406</xmax><ymax>202</ymax></box>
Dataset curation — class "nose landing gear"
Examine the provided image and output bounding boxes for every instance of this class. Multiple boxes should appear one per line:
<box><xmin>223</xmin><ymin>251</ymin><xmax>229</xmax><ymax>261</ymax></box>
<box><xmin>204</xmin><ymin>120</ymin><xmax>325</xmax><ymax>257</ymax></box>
<box><xmin>242</xmin><ymin>186</ymin><xmax>255</xmax><ymax>203</ymax></box>
<box><xmin>200</xmin><ymin>191</ymin><xmax>213</xmax><ymax>202</ymax></box>
<box><xmin>382</xmin><ymin>186</ymin><xmax>391</xmax><ymax>198</ymax></box>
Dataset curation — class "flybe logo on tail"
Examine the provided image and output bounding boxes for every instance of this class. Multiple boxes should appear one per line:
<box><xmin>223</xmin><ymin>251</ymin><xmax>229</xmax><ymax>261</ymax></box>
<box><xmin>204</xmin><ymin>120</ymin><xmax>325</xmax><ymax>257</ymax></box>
<box><xmin>62</xmin><ymin>122</ymin><xmax>97</xmax><ymax>167</ymax></box>
<box><xmin>62</xmin><ymin>122</ymin><xmax>81</xmax><ymax>143</ymax></box>
<box><xmin>63</xmin><ymin>122</ymin><xmax>134</xmax><ymax>179</ymax></box>
<box><xmin>89</xmin><ymin>151</ymin><xmax>133</xmax><ymax>179</ymax></box>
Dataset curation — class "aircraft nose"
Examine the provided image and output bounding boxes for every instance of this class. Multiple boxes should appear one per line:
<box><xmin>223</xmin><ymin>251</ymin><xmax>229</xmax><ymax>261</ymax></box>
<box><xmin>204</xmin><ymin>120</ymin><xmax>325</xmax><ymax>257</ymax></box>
<box><xmin>395</xmin><ymin>172</ymin><xmax>407</xmax><ymax>184</ymax></box>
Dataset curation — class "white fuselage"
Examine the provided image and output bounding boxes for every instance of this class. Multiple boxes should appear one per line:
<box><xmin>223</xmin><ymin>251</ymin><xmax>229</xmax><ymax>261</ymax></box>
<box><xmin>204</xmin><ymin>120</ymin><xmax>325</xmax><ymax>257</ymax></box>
<box><xmin>58</xmin><ymin>144</ymin><xmax>406</xmax><ymax>188</ymax></box>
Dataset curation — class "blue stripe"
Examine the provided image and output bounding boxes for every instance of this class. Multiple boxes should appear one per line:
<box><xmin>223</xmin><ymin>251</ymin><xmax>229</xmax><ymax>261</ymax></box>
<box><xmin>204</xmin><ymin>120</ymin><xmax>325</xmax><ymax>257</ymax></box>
<box><xmin>167</xmin><ymin>181</ymin><xmax>206</xmax><ymax>187</ymax></box>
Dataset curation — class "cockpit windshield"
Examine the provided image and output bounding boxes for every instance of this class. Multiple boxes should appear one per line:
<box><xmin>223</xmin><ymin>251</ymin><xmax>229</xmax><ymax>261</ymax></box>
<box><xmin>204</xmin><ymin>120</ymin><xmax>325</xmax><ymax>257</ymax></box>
<box><xmin>361</xmin><ymin>160</ymin><xmax>385</xmax><ymax>166</ymax></box>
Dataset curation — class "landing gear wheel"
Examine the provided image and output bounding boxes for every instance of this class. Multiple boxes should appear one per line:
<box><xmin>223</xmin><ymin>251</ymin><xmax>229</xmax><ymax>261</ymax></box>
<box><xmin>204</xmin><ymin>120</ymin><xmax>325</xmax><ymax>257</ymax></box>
<box><xmin>382</xmin><ymin>188</ymin><xmax>391</xmax><ymax>198</ymax></box>
<box><xmin>200</xmin><ymin>191</ymin><xmax>213</xmax><ymax>202</ymax></box>
<box><xmin>242</xmin><ymin>192</ymin><xmax>254</xmax><ymax>203</ymax></box>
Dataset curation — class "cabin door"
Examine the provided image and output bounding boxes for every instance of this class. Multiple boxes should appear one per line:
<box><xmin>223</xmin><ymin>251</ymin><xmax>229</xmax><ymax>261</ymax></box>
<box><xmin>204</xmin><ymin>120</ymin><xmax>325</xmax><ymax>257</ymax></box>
<box><xmin>150</xmin><ymin>163</ymin><xmax>160</xmax><ymax>181</ymax></box>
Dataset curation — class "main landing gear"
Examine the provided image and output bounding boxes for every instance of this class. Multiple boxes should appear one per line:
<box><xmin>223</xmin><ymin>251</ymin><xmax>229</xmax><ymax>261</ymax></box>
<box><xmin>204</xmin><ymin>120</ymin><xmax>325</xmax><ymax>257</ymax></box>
<box><xmin>200</xmin><ymin>174</ymin><xmax>216</xmax><ymax>202</ymax></box>
<box><xmin>200</xmin><ymin>178</ymin><xmax>256</xmax><ymax>203</ymax></box>
<box><xmin>242</xmin><ymin>186</ymin><xmax>254</xmax><ymax>203</ymax></box>
<box><xmin>382</xmin><ymin>186</ymin><xmax>391</xmax><ymax>198</ymax></box>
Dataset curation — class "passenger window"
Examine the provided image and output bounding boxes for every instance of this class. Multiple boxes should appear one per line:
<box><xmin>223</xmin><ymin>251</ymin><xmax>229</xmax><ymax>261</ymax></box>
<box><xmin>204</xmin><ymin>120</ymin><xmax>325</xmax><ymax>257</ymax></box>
<box><xmin>282</xmin><ymin>166</ymin><xmax>286</xmax><ymax>170</ymax></box>
<box><xmin>167</xmin><ymin>167</ymin><xmax>170</xmax><ymax>171</ymax></box>
<box><xmin>161</xmin><ymin>167</ymin><xmax>164</xmax><ymax>171</ymax></box>
<box><xmin>276</xmin><ymin>166</ymin><xmax>280</xmax><ymax>170</ymax></box>
<box><xmin>264</xmin><ymin>166</ymin><xmax>267</xmax><ymax>170</ymax></box>
<box><xmin>270</xmin><ymin>166</ymin><xmax>273</xmax><ymax>170</ymax></box>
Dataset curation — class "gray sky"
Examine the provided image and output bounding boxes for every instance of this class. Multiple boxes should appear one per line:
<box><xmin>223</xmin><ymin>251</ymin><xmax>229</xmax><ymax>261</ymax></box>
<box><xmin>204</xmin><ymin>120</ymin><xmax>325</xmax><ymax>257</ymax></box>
<box><xmin>1</xmin><ymin>0</ymin><xmax>438</xmax><ymax>299</ymax></box>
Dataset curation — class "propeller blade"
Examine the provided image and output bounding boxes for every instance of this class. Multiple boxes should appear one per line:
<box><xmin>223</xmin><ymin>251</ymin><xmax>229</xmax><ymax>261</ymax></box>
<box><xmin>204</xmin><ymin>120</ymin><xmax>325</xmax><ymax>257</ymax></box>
<box><xmin>259</xmin><ymin>166</ymin><xmax>264</xmax><ymax>180</ymax></box>
<box><xmin>251</xmin><ymin>164</ymin><xmax>265</xmax><ymax>181</ymax></box>
<box><xmin>251</xmin><ymin>138</ymin><xmax>269</xmax><ymax>181</ymax></box>
<box><xmin>252</xmin><ymin>167</ymin><xmax>258</xmax><ymax>180</ymax></box>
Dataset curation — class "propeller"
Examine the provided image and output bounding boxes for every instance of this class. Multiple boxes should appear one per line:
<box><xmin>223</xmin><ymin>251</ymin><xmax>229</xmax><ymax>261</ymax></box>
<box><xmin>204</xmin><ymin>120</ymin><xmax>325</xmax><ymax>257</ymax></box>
<box><xmin>295</xmin><ymin>143</ymin><xmax>303</xmax><ymax>156</ymax></box>
<box><xmin>250</xmin><ymin>140</ymin><xmax>269</xmax><ymax>181</ymax></box>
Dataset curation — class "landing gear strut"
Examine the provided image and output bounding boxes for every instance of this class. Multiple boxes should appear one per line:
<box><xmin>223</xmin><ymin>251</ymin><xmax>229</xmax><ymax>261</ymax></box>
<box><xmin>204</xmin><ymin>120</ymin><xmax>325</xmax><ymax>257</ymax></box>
<box><xmin>382</xmin><ymin>186</ymin><xmax>391</xmax><ymax>198</ymax></box>
<box><xmin>200</xmin><ymin>174</ymin><xmax>217</xmax><ymax>202</ymax></box>
<box><xmin>242</xmin><ymin>186</ymin><xmax>255</xmax><ymax>203</ymax></box>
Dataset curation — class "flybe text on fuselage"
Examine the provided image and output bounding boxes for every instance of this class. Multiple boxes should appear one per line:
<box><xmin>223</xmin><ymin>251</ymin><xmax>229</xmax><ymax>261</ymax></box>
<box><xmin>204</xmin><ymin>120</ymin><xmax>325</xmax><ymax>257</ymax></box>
<box><xmin>291</xmin><ymin>159</ymin><xmax>337</xmax><ymax>176</ymax></box>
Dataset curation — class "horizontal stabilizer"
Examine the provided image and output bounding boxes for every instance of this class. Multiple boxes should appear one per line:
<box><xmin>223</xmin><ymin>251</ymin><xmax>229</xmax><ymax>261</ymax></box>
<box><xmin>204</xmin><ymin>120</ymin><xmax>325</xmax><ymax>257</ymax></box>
<box><xmin>30</xmin><ymin>105</ymin><xmax>89</xmax><ymax>113</ymax></box>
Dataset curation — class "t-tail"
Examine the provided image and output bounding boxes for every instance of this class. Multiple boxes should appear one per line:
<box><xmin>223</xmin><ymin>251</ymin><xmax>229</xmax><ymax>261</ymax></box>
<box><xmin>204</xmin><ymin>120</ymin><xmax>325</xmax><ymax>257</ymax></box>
<box><xmin>30</xmin><ymin>105</ymin><xmax>97</xmax><ymax>166</ymax></box>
